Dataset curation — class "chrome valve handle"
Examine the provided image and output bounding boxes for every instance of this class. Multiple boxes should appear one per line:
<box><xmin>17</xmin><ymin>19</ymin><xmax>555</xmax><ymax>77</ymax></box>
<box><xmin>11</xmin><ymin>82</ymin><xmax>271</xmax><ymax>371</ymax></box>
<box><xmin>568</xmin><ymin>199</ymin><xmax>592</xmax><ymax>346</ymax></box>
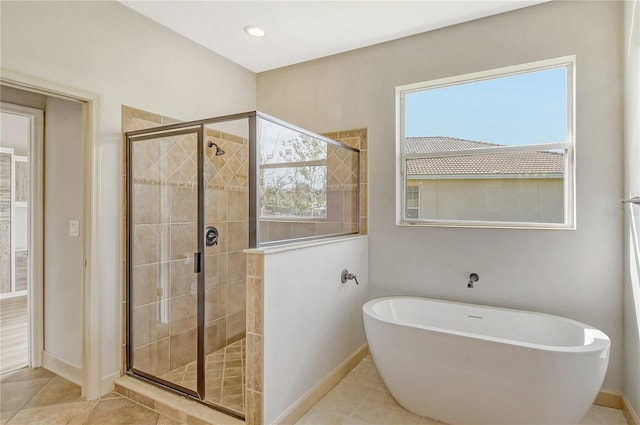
<box><xmin>341</xmin><ymin>269</ymin><xmax>359</xmax><ymax>285</ymax></box>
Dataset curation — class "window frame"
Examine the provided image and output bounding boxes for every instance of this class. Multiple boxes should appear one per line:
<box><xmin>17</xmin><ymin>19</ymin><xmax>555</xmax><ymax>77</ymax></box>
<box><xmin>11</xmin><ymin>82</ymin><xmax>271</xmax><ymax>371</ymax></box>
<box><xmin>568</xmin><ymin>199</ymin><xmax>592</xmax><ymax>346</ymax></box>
<box><xmin>395</xmin><ymin>56</ymin><xmax>576</xmax><ymax>229</ymax></box>
<box><xmin>405</xmin><ymin>185</ymin><xmax>420</xmax><ymax>220</ymax></box>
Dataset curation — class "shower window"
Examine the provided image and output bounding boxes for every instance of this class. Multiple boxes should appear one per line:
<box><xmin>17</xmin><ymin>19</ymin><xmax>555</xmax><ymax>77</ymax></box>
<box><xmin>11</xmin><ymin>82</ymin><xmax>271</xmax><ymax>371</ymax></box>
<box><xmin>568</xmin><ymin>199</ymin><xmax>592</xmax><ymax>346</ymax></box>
<box><xmin>259</xmin><ymin>128</ymin><xmax>327</xmax><ymax>218</ymax></box>
<box><xmin>256</xmin><ymin>116</ymin><xmax>359</xmax><ymax>245</ymax></box>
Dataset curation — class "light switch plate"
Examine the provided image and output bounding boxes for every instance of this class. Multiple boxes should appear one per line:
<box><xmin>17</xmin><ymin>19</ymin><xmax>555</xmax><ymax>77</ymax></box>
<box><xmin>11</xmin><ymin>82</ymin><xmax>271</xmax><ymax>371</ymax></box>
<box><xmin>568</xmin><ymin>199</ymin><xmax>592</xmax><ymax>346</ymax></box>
<box><xmin>69</xmin><ymin>220</ymin><xmax>79</xmax><ymax>237</ymax></box>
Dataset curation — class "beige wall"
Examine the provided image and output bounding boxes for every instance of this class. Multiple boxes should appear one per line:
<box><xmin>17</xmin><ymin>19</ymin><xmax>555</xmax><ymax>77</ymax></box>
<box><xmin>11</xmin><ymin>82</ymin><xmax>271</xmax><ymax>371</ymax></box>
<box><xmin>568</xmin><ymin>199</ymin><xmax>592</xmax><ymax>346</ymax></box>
<box><xmin>43</xmin><ymin>96</ymin><xmax>84</xmax><ymax>368</ymax></box>
<box><xmin>409</xmin><ymin>177</ymin><xmax>563</xmax><ymax>223</ymax></box>
<box><xmin>0</xmin><ymin>111</ymin><xmax>30</xmax><ymax>156</ymax></box>
<box><xmin>258</xmin><ymin>1</ymin><xmax>624</xmax><ymax>391</ymax></box>
<box><xmin>0</xmin><ymin>86</ymin><xmax>46</xmax><ymax>111</ymax></box>
<box><xmin>0</xmin><ymin>0</ymin><xmax>256</xmax><ymax>385</ymax></box>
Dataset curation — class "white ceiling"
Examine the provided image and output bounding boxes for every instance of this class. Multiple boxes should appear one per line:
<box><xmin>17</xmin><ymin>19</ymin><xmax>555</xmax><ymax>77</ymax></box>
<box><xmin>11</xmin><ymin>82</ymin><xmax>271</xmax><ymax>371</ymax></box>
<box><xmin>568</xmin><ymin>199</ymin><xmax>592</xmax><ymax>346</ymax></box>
<box><xmin>120</xmin><ymin>1</ymin><xmax>548</xmax><ymax>73</ymax></box>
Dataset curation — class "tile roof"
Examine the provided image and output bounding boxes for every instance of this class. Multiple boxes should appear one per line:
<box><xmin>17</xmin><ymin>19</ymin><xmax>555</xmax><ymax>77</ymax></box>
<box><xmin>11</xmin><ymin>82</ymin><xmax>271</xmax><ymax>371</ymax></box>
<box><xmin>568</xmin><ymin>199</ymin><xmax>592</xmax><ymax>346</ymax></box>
<box><xmin>405</xmin><ymin>137</ymin><xmax>564</xmax><ymax>176</ymax></box>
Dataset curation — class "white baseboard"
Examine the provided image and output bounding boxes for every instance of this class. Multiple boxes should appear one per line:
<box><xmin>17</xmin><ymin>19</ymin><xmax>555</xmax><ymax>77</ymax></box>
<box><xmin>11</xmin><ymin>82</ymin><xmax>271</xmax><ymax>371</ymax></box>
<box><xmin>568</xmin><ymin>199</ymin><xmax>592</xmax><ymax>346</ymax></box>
<box><xmin>623</xmin><ymin>396</ymin><xmax>640</xmax><ymax>425</ymax></box>
<box><xmin>42</xmin><ymin>350</ymin><xmax>81</xmax><ymax>385</ymax></box>
<box><xmin>101</xmin><ymin>371</ymin><xmax>121</xmax><ymax>396</ymax></box>
<box><xmin>273</xmin><ymin>343</ymin><xmax>369</xmax><ymax>425</ymax></box>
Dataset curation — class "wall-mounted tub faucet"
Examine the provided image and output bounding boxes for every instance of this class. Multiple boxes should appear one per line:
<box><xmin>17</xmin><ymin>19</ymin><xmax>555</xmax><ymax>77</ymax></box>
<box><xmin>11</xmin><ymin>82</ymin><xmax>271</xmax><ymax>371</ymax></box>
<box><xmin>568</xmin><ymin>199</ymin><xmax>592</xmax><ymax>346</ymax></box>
<box><xmin>341</xmin><ymin>269</ymin><xmax>359</xmax><ymax>285</ymax></box>
<box><xmin>467</xmin><ymin>273</ymin><xmax>479</xmax><ymax>288</ymax></box>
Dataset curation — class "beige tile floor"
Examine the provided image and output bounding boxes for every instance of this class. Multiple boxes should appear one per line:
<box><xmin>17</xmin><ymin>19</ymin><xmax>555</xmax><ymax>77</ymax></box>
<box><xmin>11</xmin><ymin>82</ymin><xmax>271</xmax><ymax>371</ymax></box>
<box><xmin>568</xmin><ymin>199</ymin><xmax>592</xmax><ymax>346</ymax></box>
<box><xmin>0</xmin><ymin>367</ymin><xmax>181</xmax><ymax>425</ymax></box>
<box><xmin>296</xmin><ymin>355</ymin><xmax>630</xmax><ymax>425</ymax></box>
<box><xmin>1</xmin><ymin>355</ymin><xmax>630</xmax><ymax>425</ymax></box>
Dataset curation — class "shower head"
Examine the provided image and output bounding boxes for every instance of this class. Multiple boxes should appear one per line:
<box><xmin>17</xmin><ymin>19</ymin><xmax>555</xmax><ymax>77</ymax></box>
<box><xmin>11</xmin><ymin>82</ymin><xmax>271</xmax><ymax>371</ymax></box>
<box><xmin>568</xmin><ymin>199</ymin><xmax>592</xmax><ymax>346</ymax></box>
<box><xmin>208</xmin><ymin>141</ymin><xmax>225</xmax><ymax>156</ymax></box>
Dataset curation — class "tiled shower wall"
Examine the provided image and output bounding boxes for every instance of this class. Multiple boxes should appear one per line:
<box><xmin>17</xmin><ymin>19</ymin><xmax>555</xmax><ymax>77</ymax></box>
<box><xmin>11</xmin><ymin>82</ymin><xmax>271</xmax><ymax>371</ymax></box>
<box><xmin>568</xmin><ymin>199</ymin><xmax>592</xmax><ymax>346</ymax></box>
<box><xmin>325</xmin><ymin>129</ymin><xmax>368</xmax><ymax>235</ymax></box>
<box><xmin>122</xmin><ymin>106</ymin><xmax>248</xmax><ymax>377</ymax></box>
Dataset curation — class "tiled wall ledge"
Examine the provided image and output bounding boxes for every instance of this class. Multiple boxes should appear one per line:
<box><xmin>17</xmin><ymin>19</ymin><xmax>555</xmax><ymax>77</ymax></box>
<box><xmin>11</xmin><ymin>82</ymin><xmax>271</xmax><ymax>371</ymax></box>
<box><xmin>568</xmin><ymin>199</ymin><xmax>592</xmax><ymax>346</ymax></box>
<box><xmin>244</xmin><ymin>234</ymin><xmax>367</xmax><ymax>255</ymax></box>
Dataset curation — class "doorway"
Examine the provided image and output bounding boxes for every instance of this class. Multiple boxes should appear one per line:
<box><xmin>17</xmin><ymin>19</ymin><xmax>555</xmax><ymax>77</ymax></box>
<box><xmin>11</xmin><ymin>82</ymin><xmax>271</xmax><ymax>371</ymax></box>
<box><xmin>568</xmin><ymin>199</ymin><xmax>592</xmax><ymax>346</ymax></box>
<box><xmin>0</xmin><ymin>72</ymin><xmax>101</xmax><ymax>400</ymax></box>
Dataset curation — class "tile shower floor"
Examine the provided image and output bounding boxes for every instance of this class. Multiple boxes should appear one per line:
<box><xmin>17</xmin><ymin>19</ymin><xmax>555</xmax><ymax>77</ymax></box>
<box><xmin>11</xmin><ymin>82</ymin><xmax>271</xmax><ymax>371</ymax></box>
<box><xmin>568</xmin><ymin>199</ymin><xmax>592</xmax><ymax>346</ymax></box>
<box><xmin>296</xmin><ymin>355</ymin><xmax>630</xmax><ymax>425</ymax></box>
<box><xmin>161</xmin><ymin>338</ymin><xmax>245</xmax><ymax>414</ymax></box>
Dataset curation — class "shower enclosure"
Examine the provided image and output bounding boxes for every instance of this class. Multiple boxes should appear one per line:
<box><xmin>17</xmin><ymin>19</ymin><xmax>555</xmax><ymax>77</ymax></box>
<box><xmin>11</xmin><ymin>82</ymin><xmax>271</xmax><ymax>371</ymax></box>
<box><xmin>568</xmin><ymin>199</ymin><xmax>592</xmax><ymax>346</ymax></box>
<box><xmin>125</xmin><ymin>111</ymin><xmax>360</xmax><ymax>418</ymax></box>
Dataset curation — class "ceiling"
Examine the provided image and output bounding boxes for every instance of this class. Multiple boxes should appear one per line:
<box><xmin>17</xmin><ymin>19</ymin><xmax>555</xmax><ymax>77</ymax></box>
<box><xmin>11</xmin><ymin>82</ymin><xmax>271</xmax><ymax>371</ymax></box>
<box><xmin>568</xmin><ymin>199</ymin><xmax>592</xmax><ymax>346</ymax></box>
<box><xmin>120</xmin><ymin>1</ymin><xmax>548</xmax><ymax>73</ymax></box>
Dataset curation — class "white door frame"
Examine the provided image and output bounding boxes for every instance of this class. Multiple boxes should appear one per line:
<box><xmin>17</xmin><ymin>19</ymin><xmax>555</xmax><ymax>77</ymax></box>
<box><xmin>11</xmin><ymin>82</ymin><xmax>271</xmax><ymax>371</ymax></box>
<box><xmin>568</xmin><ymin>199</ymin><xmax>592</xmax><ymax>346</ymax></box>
<box><xmin>623</xmin><ymin>0</ymin><xmax>640</xmax><ymax>420</ymax></box>
<box><xmin>0</xmin><ymin>69</ymin><xmax>102</xmax><ymax>400</ymax></box>
<box><xmin>0</xmin><ymin>102</ymin><xmax>44</xmax><ymax>368</ymax></box>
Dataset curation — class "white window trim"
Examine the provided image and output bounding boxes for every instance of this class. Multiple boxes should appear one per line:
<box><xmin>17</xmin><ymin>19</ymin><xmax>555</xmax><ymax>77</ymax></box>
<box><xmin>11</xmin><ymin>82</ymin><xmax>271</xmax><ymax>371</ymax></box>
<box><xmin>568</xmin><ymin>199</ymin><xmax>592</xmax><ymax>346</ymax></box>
<box><xmin>395</xmin><ymin>55</ymin><xmax>576</xmax><ymax>230</ymax></box>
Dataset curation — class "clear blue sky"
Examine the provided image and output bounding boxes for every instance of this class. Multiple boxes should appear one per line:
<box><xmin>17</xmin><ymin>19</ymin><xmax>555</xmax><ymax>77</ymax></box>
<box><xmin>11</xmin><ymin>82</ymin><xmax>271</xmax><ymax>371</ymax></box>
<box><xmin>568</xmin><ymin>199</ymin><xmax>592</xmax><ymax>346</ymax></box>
<box><xmin>404</xmin><ymin>67</ymin><xmax>567</xmax><ymax>145</ymax></box>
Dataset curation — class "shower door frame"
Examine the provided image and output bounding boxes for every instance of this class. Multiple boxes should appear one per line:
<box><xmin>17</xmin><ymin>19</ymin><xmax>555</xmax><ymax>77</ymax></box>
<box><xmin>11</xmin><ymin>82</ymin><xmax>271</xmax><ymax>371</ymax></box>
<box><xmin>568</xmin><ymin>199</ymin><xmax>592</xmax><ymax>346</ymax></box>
<box><xmin>125</xmin><ymin>112</ymin><xmax>257</xmax><ymax>419</ymax></box>
<box><xmin>125</xmin><ymin>125</ymin><xmax>204</xmax><ymax>402</ymax></box>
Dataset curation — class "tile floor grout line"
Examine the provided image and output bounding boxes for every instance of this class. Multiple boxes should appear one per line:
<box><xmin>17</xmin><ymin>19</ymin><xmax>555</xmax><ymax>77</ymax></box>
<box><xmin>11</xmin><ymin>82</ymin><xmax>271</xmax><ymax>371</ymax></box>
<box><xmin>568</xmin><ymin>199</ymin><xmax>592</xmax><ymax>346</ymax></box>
<box><xmin>77</xmin><ymin>399</ymin><xmax>99</xmax><ymax>425</ymax></box>
<box><xmin>345</xmin><ymin>381</ymin><xmax>374</xmax><ymax>419</ymax></box>
<box><xmin>18</xmin><ymin>373</ymin><xmax>57</xmax><ymax>410</ymax></box>
<box><xmin>2</xmin><ymin>410</ymin><xmax>17</xmax><ymax>424</ymax></box>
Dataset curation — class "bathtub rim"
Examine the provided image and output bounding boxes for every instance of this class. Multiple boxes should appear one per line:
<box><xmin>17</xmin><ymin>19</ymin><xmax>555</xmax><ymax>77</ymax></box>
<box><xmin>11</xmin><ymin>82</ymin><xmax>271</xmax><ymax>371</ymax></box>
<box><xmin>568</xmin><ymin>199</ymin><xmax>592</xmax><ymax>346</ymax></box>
<box><xmin>363</xmin><ymin>296</ymin><xmax>610</xmax><ymax>354</ymax></box>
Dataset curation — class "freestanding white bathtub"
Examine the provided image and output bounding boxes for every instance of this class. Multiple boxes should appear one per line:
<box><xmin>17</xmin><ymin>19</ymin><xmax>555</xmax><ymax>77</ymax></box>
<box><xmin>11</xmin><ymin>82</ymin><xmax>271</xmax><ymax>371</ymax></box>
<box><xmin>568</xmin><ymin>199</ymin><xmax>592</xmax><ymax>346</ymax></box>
<box><xmin>363</xmin><ymin>297</ymin><xmax>610</xmax><ymax>425</ymax></box>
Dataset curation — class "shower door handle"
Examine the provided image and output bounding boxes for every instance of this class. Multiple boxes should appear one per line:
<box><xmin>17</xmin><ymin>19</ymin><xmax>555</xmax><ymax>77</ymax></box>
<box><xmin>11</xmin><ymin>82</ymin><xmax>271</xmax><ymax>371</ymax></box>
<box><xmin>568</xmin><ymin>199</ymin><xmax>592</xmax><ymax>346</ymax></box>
<box><xmin>194</xmin><ymin>252</ymin><xmax>202</xmax><ymax>273</ymax></box>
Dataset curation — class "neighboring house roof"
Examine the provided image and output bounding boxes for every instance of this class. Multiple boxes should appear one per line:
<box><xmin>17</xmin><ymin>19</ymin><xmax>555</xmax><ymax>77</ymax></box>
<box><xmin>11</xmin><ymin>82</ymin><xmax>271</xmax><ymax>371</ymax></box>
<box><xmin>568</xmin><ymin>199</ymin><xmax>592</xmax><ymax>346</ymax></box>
<box><xmin>406</xmin><ymin>136</ymin><xmax>564</xmax><ymax>177</ymax></box>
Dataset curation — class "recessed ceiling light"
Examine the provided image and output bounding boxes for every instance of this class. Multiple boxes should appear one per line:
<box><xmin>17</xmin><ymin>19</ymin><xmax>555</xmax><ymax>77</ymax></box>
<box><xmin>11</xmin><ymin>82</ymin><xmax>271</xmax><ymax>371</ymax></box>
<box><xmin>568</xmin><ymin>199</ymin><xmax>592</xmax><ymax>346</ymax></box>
<box><xmin>244</xmin><ymin>25</ymin><xmax>265</xmax><ymax>37</ymax></box>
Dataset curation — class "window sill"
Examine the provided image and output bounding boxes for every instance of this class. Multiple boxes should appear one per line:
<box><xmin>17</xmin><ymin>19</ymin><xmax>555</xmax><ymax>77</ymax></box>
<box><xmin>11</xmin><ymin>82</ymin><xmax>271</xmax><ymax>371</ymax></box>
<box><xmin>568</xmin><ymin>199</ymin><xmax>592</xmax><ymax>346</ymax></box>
<box><xmin>396</xmin><ymin>220</ymin><xmax>575</xmax><ymax>230</ymax></box>
<box><xmin>244</xmin><ymin>234</ymin><xmax>367</xmax><ymax>255</ymax></box>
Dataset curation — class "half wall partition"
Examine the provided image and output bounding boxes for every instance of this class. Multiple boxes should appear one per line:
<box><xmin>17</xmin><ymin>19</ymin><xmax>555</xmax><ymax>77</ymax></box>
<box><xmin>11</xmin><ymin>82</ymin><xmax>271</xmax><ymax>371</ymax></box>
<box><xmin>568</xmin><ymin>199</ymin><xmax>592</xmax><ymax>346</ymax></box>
<box><xmin>125</xmin><ymin>111</ymin><xmax>359</xmax><ymax>418</ymax></box>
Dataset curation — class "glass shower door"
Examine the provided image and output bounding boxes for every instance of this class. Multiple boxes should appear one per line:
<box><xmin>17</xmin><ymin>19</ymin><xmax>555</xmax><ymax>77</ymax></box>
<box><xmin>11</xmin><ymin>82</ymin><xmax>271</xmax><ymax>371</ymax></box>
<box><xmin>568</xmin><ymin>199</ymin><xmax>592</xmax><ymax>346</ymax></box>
<box><xmin>202</xmin><ymin>120</ymin><xmax>250</xmax><ymax>415</ymax></box>
<box><xmin>128</xmin><ymin>127</ymin><xmax>203</xmax><ymax>396</ymax></box>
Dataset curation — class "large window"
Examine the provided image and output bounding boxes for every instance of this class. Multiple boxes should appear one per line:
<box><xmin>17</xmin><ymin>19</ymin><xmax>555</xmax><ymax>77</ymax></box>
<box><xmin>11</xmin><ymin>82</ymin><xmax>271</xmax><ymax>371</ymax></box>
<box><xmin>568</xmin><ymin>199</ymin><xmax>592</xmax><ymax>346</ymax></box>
<box><xmin>396</xmin><ymin>56</ymin><xmax>575</xmax><ymax>229</ymax></box>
